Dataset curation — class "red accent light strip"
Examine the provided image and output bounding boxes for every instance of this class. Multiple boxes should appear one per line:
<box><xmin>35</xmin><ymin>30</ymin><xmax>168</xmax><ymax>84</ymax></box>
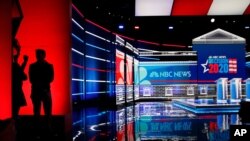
<box><xmin>86</xmin><ymin>67</ymin><xmax>110</xmax><ymax>72</ymax></box>
<box><xmin>162</xmin><ymin>43</ymin><xmax>186</xmax><ymax>48</ymax></box>
<box><xmin>150</xmin><ymin>80</ymin><xmax>198</xmax><ymax>82</ymax></box>
<box><xmin>85</xmin><ymin>19</ymin><xmax>111</xmax><ymax>33</ymax></box>
<box><xmin>137</xmin><ymin>39</ymin><xmax>160</xmax><ymax>46</ymax></box>
<box><xmin>72</xmin><ymin>63</ymin><xmax>110</xmax><ymax>72</ymax></box>
<box><xmin>72</xmin><ymin>63</ymin><xmax>84</xmax><ymax>69</ymax></box>
<box><xmin>113</xmin><ymin>32</ymin><xmax>135</xmax><ymax>41</ymax></box>
<box><xmin>197</xmin><ymin>80</ymin><xmax>216</xmax><ymax>83</ymax></box>
<box><xmin>72</xmin><ymin>4</ymin><xmax>84</xmax><ymax>18</ymax></box>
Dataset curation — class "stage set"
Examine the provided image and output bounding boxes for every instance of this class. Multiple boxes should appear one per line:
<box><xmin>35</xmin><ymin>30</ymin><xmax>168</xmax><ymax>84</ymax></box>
<box><xmin>71</xmin><ymin>4</ymin><xmax>250</xmax><ymax>115</ymax></box>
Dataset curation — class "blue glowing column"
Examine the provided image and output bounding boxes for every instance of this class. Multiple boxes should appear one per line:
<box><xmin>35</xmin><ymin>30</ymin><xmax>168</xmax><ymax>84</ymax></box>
<box><xmin>230</xmin><ymin>114</ymin><xmax>240</xmax><ymax>125</ymax></box>
<box><xmin>230</xmin><ymin>78</ymin><xmax>242</xmax><ymax>102</ymax></box>
<box><xmin>216</xmin><ymin>78</ymin><xmax>228</xmax><ymax>103</ymax></box>
<box><xmin>245</xmin><ymin>78</ymin><xmax>250</xmax><ymax>101</ymax></box>
<box><xmin>217</xmin><ymin>115</ymin><xmax>229</xmax><ymax>131</ymax></box>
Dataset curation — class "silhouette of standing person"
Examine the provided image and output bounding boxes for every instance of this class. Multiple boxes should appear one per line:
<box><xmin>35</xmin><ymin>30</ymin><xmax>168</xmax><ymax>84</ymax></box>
<box><xmin>12</xmin><ymin>39</ymin><xmax>28</xmax><ymax>120</ymax></box>
<box><xmin>29</xmin><ymin>49</ymin><xmax>54</xmax><ymax>130</ymax></box>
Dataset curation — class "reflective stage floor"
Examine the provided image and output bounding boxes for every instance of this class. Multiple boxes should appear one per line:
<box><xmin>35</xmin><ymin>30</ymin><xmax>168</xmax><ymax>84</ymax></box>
<box><xmin>73</xmin><ymin>101</ymin><xmax>242</xmax><ymax>141</ymax></box>
<box><xmin>173</xmin><ymin>99</ymin><xmax>241</xmax><ymax>114</ymax></box>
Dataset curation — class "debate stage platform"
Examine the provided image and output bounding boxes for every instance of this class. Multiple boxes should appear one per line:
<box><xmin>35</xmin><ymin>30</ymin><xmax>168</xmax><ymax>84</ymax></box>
<box><xmin>173</xmin><ymin>99</ymin><xmax>241</xmax><ymax>114</ymax></box>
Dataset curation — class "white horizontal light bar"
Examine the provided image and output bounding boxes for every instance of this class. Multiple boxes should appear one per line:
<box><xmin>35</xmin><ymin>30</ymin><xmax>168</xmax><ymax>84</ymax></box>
<box><xmin>138</xmin><ymin>48</ymin><xmax>159</xmax><ymax>52</ymax></box>
<box><xmin>73</xmin><ymin>120</ymin><xmax>83</xmax><ymax>125</ymax></box>
<box><xmin>72</xmin><ymin>48</ymin><xmax>84</xmax><ymax>56</ymax></box>
<box><xmin>135</xmin><ymin>0</ymin><xmax>174</xmax><ymax>16</ymax></box>
<box><xmin>72</xmin><ymin>33</ymin><xmax>84</xmax><ymax>43</ymax></box>
<box><xmin>140</xmin><ymin>62</ymin><xmax>197</xmax><ymax>64</ymax></box>
<box><xmin>72</xmin><ymin>93</ymin><xmax>85</xmax><ymax>96</ymax></box>
<box><xmin>86</xmin><ymin>80</ymin><xmax>110</xmax><ymax>83</ymax></box>
<box><xmin>208</xmin><ymin>0</ymin><xmax>250</xmax><ymax>15</ymax></box>
<box><xmin>139</xmin><ymin>56</ymin><xmax>160</xmax><ymax>61</ymax></box>
<box><xmin>86</xmin><ymin>55</ymin><xmax>110</xmax><ymax>62</ymax></box>
<box><xmin>72</xmin><ymin>78</ymin><xmax>85</xmax><ymax>82</ymax></box>
<box><xmin>90</xmin><ymin>122</ymin><xmax>110</xmax><ymax>131</ymax></box>
<box><xmin>140</xmin><ymin>64</ymin><xmax>197</xmax><ymax>66</ymax></box>
<box><xmin>86</xmin><ymin>43</ymin><xmax>110</xmax><ymax>52</ymax></box>
<box><xmin>140</xmin><ymin>61</ymin><xmax>197</xmax><ymax>64</ymax></box>
<box><xmin>86</xmin><ymin>91</ymin><xmax>110</xmax><ymax>94</ymax></box>
<box><xmin>125</xmin><ymin>42</ymin><xmax>134</xmax><ymax>51</ymax></box>
<box><xmin>72</xmin><ymin>18</ymin><xmax>84</xmax><ymax>30</ymax></box>
<box><xmin>116</xmin><ymin>35</ymin><xmax>125</xmax><ymax>46</ymax></box>
<box><xmin>85</xmin><ymin>31</ymin><xmax>108</xmax><ymax>42</ymax></box>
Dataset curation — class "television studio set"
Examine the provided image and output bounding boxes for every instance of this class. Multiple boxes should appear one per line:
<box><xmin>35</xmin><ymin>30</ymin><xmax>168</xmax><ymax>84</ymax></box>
<box><xmin>1</xmin><ymin>0</ymin><xmax>250</xmax><ymax>141</ymax></box>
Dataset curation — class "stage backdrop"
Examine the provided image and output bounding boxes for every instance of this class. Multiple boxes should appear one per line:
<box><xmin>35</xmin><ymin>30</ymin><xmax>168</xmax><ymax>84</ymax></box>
<box><xmin>193</xmin><ymin>28</ymin><xmax>246</xmax><ymax>83</ymax></box>
<box><xmin>16</xmin><ymin>0</ymin><xmax>71</xmax><ymax>115</ymax></box>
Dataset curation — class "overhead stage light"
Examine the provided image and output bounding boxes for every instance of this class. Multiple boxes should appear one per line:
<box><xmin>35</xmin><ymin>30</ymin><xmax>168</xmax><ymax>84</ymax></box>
<box><xmin>211</xmin><ymin>18</ymin><xmax>215</xmax><ymax>23</ymax></box>
<box><xmin>118</xmin><ymin>25</ymin><xmax>124</xmax><ymax>29</ymax></box>
<box><xmin>168</xmin><ymin>26</ymin><xmax>174</xmax><ymax>30</ymax></box>
<box><xmin>134</xmin><ymin>25</ymin><xmax>140</xmax><ymax>30</ymax></box>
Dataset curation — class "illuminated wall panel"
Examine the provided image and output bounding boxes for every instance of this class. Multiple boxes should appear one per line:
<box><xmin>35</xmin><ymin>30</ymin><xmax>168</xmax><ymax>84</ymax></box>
<box><xmin>84</xmin><ymin>21</ymin><xmax>112</xmax><ymax>101</ymax></box>
<box><xmin>126</xmin><ymin>55</ymin><xmax>133</xmax><ymax>102</ymax></box>
<box><xmin>134</xmin><ymin>59</ymin><xmax>140</xmax><ymax>100</ymax></box>
<box><xmin>72</xmin><ymin>7</ymin><xmax>85</xmax><ymax>103</ymax></box>
<box><xmin>116</xmin><ymin>49</ymin><xmax>125</xmax><ymax>104</ymax></box>
<box><xmin>135</xmin><ymin>0</ymin><xmax>174</xmax><ymax>16</ymax></box>
<box><xmin>171</xmin><ymin>0</ymin><xmax>213</xmax><ymax>16</ymax></box>
<box><xmin>0</xmin><ymin>0</ymin><xmax>11</xmax><ymax>120</ymax></box>
<box><xmin>16</xmin><ymin>0</ymin><xmax>71</xmax><ymax>115</ymax></box>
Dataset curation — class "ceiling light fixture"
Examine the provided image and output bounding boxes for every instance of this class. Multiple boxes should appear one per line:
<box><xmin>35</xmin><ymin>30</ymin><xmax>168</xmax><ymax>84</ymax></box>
<box><xmin>210</xmin><ymin>18</ymin><xmax>215</xmax><ymax>23</ymax></box>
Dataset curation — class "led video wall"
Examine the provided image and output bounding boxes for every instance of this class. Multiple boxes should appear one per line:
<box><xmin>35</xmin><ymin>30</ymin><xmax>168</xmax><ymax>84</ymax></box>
<box><xmin>139</xmin><ymin>62</ymin><xmax>197</xmax><ymax>85</ymax></box>
<box><xmin>193</xmin><ymin>44</ymin><xmax>246</xmax><ymax>83</ymax></box>
<box><xmin>126</xmin><ymin>55</ymin><xmax>133</xmax><ymax>102</ymax></box>
<box><xmin>134</xmin><ymin>59</ymin><xmax>140</xmax><ymax>100</ymax></box>
<box><xmin>116</xmin><ymin>49</ymin><xmax>125</xmax><ymax>104</ymax></box>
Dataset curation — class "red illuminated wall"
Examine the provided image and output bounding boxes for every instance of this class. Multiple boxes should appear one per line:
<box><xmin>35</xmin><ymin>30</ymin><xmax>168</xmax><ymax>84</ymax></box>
<box><xmin>116</xmin><ymin>49</ymin><xmax>125</xmax><ymax>85</ymax></box>
<box><xmin>0</xmin><ymin>0</ymin><xmax>12</xmax><ymax>120</ymax></box>
<box><xmin>126</xmin><ymin>55</ymin><xmax>133</xmax><ymax>85</ymax></box>
<box><xmin>171</xmin><ymin>0</ymin><xmax>213</xmax><ymax>16</ymax></box>
<box><xmin>16</xmin><ymin>0</ymin><xmax>71</xmax><ymax>115</ymax></box>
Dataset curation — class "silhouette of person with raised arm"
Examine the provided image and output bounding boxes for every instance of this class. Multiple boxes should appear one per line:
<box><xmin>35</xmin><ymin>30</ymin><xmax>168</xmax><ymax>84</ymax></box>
<box><xmin>29</xmin><ymin>49</ymin><xmax>54</xmax><ymax>131</ymax></box>
<box><xmin>12</xmin><ymin>38</ymin><xmax>28</xmax><ymax>120</ymax></box>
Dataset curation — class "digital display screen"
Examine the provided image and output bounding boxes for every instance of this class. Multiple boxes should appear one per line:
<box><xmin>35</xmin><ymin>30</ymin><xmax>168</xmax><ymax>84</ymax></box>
<box><xmin>116</xmin><ymin>49</ymin><xmax>125</xmax><ymax>84</ymax></box>
<box><xmin>134</xmin><ymin>59</ymin><xmax>139</xmax><ymax>99</ymax></box>
<box><xmin>116</xmin><ymin>49</ymin><xmax>125</xmax><ymax>104</ymax></box>
<box><xmin>139</xmin><ymin>62</ymin><xmax>197</xmax><ymax>85</ymax></box>
<box><xmin>193</xmin><ymin>44</ymin><xmax>246</xmax><ymax>82</ymax></box>
<box><xmin>126</xmin><ymin>55</ymin><xmax>133</xmax><ymax>85</ymax></box>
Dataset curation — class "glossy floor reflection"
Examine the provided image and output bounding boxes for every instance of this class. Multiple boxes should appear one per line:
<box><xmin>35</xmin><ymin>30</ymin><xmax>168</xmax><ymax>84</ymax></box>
<box><xmin>73</xmin><ymin>101</ymin><xmax>241</xmax><ymax>141</ymax></box>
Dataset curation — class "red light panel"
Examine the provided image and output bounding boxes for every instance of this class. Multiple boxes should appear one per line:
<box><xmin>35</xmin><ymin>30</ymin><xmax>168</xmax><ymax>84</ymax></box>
<box><xmin>16</xmin><ymin>0</ymin><xmax>71</xmax><ymax>115</ymax></box>
<box><xmin>244</xmin><ymin>5</ymin><xmax>250</xmax><ymax>15</ymax></box>
<box><xmin>0</xmin><ymin>0</ymin><xmax>12</xmax><ymax>120</ymax></box>
<box><xmin>171</xmin><ymin>0</ymin><xmax>213</xmax><ymax>16</ymax></box>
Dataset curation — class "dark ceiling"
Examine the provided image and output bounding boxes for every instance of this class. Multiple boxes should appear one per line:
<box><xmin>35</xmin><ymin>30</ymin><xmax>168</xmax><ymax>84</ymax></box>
<box><xmin>73</xmin><ymin>0</ymin><xmax>250</xmax><ymax>51</ymax></box>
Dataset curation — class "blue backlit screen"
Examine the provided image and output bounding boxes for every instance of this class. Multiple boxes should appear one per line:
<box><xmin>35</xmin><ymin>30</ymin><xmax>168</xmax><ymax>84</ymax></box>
<box><xmin>139</xmin><ymin>62</ymin><xmax>197</xmax><ymax>85</ymax></box>
<box><xmin>193</xmin><ymin>44</ymin><xmax>246</xmax><ymax>82</ymax></box>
